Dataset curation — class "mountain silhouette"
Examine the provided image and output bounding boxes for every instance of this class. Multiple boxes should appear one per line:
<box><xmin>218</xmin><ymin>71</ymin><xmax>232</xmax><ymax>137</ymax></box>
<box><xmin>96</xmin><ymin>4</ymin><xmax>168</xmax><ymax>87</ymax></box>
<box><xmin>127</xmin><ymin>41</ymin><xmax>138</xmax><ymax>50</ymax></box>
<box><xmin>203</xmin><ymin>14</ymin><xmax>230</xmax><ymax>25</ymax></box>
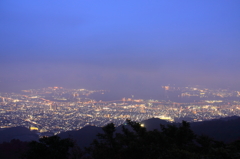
<box><xmin>0</xmin><ymin>127</ymin><xmax>38</xmax><ymax>143</ymax></box>
<box><xmin>1</xmin><ymin>116</ymin><xmax>240</xmax><ymax>147</ymax></box>
<box><xmin>57</xmin><ymin>116</ymin><xmax>240</xmax><ymax>148</ymax></box>
<box><xmin>191</xmin><ymin>117</ymin><xmax>240</xmax><ymax>142</ymax></box>
<box><xmin>58</xmin><ymin>125</ymin><xmax>103</xmax><ymax>148</ymax></box>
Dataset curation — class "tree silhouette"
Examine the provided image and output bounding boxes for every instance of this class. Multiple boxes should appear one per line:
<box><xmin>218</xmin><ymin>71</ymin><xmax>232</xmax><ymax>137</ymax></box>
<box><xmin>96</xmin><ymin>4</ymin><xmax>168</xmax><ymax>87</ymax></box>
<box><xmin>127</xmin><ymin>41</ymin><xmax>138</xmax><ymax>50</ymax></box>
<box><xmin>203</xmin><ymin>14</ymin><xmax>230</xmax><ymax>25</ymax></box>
<box><xmin>87</xmin><ymin>120</ymin><xmax>240</xmax><ymax>159</ymax></box>
<box><xmin>16</xmin><ymin>119</ymin><xmax>240</xmax><ymax>159</ymax></box>
<box><xmin>22</xmin><ymin>135</ymin><xmax>74</xmax><ymax>159</ymax></box>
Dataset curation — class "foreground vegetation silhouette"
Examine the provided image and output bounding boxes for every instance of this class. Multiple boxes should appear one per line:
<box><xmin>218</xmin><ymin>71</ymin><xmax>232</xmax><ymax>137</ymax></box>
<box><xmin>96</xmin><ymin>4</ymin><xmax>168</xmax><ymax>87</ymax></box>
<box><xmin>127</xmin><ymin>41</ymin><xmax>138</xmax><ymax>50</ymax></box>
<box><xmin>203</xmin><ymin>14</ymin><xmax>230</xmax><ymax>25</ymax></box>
<box><xmin>1</xmin><ymin>120</ymin><xmax>240</xmax><ymax>159</ymax></box>
<box><xmin>86</xmin><ymin>120</ymin><xmax>240</xmax><ymax>159</ymax></box>
<box><xmin>21</xmin><ymin>136</ymin><xmax>76</xmax><ymax>159</ymax></box>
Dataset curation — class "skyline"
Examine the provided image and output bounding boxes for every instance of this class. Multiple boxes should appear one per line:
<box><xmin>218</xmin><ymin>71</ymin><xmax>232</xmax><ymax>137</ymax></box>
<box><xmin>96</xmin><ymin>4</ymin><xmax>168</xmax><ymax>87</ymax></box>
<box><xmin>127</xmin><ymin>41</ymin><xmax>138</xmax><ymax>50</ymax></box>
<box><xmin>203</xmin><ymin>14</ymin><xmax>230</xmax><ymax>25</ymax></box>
<box><xmin>1</xmin><ymin>0</ymin><xmax>240</xmax><ymax>94</ymax></box>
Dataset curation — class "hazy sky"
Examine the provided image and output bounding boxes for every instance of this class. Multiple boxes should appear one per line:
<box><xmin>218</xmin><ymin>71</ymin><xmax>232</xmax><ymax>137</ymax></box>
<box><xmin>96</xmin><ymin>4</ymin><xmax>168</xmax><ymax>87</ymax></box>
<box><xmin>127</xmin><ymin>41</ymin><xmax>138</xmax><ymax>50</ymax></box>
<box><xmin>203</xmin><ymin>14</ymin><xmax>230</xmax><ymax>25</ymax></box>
<box><xmin>0</xmin><ymin>0</ymin><xmax>240</xmax><ymax>96</ymax></box>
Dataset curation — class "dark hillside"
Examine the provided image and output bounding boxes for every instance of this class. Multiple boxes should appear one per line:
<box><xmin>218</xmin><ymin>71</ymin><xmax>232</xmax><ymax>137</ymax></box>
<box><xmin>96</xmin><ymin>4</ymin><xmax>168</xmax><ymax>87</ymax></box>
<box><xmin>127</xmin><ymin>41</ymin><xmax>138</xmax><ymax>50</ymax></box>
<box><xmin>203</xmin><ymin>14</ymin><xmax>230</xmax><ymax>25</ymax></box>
<box><xmin>58</xmin><ymin>125</ymin><xmax>103</xmax><ymax>148</ymax></box>
<box><xmin>0</xmin><ymin>127</ymin><xmax>38</xmax><ymax>143</ymax></box>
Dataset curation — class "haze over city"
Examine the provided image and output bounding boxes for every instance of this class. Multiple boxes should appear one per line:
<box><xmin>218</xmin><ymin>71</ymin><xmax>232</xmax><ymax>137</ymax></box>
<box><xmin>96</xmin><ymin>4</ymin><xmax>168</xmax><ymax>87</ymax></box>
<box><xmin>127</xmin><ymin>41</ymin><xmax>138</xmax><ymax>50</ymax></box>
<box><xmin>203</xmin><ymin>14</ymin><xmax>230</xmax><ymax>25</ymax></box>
<box><xmin>1</xmin><ymin>0</ymin><xmax>240</xmax><ymax>97</ymax></box>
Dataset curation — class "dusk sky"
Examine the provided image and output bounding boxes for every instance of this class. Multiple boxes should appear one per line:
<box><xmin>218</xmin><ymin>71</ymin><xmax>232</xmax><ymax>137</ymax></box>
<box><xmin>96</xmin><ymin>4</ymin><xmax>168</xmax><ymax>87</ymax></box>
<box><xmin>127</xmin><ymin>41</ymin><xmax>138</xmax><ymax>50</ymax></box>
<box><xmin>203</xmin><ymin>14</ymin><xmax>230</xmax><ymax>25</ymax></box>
<box><xmin>1</xmin><ymin>1</ymin><xmax>240</xmax><ymax>97</ymax></box>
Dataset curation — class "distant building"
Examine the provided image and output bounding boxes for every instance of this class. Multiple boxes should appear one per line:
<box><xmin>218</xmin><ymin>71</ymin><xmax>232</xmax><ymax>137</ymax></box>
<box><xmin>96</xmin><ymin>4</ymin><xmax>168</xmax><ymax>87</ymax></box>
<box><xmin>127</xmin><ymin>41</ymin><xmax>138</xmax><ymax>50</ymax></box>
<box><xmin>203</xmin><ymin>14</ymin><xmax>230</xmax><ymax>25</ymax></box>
<box><xmin>50</xmin><ymin>103</ymin><xmax>57</xmax><ymax>110</ymax></box>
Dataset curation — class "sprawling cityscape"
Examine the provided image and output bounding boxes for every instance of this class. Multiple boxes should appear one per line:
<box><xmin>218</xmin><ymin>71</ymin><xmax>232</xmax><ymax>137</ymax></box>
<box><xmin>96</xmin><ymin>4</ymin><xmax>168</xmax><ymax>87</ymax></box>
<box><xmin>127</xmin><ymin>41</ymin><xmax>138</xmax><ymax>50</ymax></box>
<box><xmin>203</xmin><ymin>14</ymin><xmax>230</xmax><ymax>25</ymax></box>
<box><xmin>0</xmin><ymin>86</ymin><xmax>240</xmax><ymax>136</ymax></box>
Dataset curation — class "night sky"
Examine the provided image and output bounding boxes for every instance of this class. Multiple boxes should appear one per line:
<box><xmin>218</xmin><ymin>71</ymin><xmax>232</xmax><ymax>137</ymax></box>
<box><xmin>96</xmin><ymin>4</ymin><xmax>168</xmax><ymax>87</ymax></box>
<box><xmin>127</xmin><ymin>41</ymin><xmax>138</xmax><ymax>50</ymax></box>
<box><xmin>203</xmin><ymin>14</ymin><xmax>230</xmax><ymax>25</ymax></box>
<box><xmin>1</xmin><ymin>1</ymin><xmax>240</xmax><ymax>97</ymax></box>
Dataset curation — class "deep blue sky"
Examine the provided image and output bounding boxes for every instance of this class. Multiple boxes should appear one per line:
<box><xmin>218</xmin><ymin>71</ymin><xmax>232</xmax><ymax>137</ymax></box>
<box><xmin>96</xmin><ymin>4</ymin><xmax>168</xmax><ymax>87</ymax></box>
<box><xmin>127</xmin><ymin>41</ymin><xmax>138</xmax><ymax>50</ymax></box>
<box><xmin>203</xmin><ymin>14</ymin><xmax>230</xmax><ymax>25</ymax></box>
<box><xmin>0</xmin><ymin>0</ymin><xmax>240</xmax><ymax>97</ymax></box>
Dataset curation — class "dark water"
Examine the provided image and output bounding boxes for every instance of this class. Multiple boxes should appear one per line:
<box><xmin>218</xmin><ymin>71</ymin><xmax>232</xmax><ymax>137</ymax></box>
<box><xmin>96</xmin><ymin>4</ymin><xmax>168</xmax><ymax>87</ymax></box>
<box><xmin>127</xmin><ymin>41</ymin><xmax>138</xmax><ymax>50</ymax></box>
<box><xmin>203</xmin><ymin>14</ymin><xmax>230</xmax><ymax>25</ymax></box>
<box><xmin>88</xmin><ymin>91</ymin><xmax>131</xmax><ymax>101</ymax></box>
<box><xmin>88</xmin><ymin>89</ymin><xmax>165</xmax><ymax>101</ymax></box>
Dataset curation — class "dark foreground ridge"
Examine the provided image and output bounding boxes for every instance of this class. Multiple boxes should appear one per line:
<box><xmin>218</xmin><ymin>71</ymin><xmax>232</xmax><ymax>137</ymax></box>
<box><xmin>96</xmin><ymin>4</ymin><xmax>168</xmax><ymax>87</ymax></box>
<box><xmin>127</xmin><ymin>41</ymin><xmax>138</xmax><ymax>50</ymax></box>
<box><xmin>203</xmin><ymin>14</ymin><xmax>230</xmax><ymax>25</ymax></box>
<box><xmin>0</xmin><ymin>117</ymin><xmax>240</xmax><ymax>158</ymax></box>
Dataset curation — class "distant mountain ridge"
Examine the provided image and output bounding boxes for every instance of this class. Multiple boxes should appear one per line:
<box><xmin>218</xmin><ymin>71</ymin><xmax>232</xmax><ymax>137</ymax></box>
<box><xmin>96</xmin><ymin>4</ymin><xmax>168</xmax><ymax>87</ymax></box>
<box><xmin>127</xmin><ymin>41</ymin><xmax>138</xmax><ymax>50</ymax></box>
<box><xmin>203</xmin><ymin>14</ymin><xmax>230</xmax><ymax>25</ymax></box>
<box><xmin>1</xmin><ymin>116</ymin><xmax>240</xmax><ymax>147</ymax></box>
<box><xmin>58</xmin><ymin>116</ymin><xmax>240</xmax><ymax>147</ymax></box>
